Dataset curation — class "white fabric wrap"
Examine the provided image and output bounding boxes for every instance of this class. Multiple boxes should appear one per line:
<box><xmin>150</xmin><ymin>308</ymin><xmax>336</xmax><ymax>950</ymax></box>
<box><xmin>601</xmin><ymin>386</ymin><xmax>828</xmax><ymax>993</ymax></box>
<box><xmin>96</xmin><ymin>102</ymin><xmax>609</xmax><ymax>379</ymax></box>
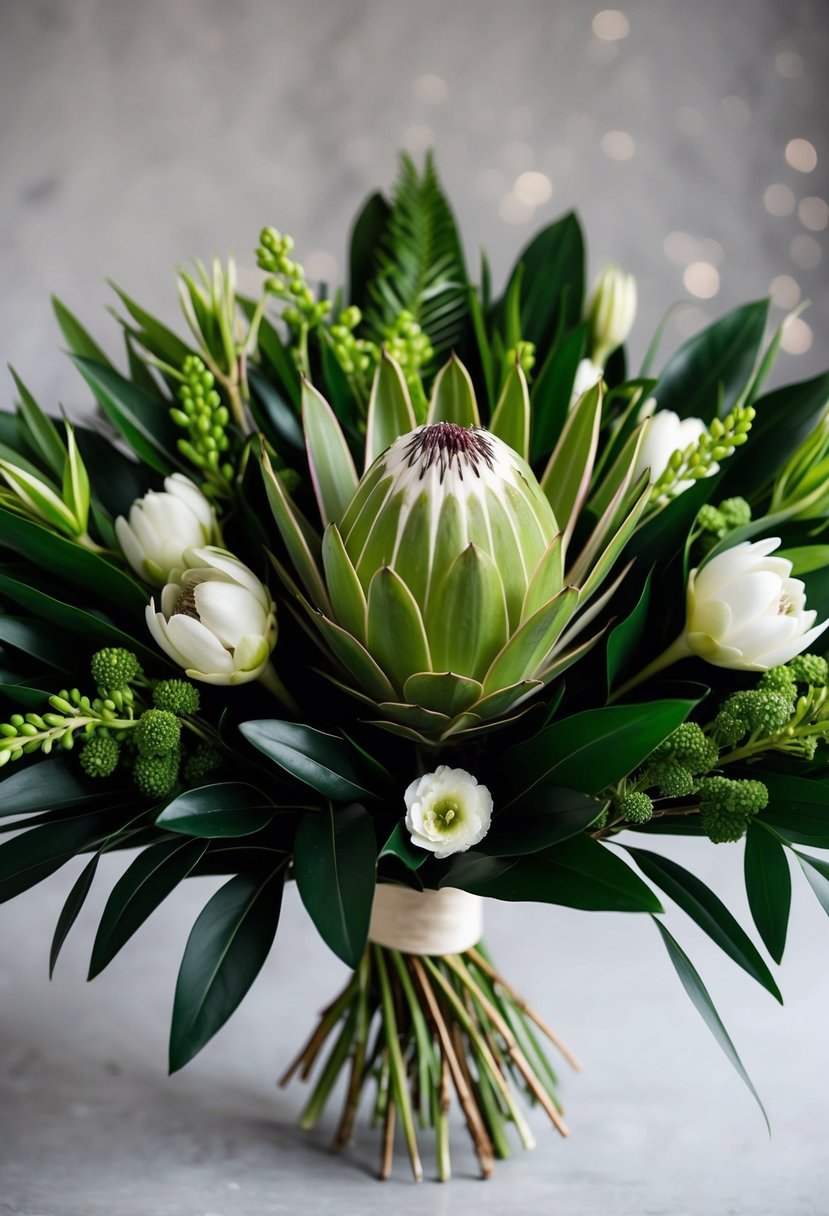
<box><xmin>368</xmin><ymin>885</ymin><xmax>483</xmax><ymax>956</ymax></box>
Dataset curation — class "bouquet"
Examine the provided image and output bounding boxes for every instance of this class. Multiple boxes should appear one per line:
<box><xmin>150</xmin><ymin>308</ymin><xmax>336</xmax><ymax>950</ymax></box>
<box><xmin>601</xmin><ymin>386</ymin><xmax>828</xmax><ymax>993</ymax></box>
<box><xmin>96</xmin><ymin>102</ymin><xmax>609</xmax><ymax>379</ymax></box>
<box><xmin>2</xmin><ymin>153</ymin><xmax>828</xmax><ymax>1183</ymax></box>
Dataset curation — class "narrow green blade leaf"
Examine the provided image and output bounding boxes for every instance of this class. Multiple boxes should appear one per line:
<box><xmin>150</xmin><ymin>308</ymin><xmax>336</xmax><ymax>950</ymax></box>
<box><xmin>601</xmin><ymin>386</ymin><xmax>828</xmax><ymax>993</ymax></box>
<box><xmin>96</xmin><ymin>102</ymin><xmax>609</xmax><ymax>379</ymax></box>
<box><xmin>796</xmin><ymin>851</ymin><xmax>829</xmax><ymax>918</ymax></box>
<box><xmin>294</xmin><ymin>802</ymin><xmax>376</xmax><ymax>967</ymax></box>
<box><xmin>364</xmin><ymin>352</ymin><xmax>416</xmax><ymax>469</ymax></box>
<box><xmin>71</xmin><ymin>355</ymin><xmax>182</xmax><ymax>476</ymax></box>
<box><xmin>49</xmin><ymin>852</ymin><xmax>101</xmax><ymax>977</ymax></box>
<box><xmin>626</xmin><ymin>847</ymin><xmax>782</xmax><ymax>1002</ymax></box>
<box><xmin>606</xmin><ymin>572</ymin><xmax>652</xmax><ymax>691</ymax></box>
<box><xmin>0</xmin><ymin>809</ymin><xmax>112</xmax><ymax>903</ymax></box>
<box><xmin>652</xmin><ymin>917</ymin><xmax>769</xmax><ymax>1131</ymax></box>
<box><xmin>302</xmin><ymin>379</ymin><xmax>359</xmax><ymax>526</ymax></box>
<box><xmin>259</xmin><ymin>446</ymin><xmax>329</xmax><ymax>612</ymax></box>
<box><xmin>744</xmin><ymin>823</ymin><xmax>791</xmax><ymax>965</ymax></box>
<box><xmin>9</xmin><ymin>369</ymin><xmax>67</xmax><ymax>477</ymax></box>
<box><xmin>89</xmin><ymin>837</ymin><xmax>208</xmax><ymax>979</ymax></box>
<box><xmin>489</xmin><ymin>362</ymin><xmax>530</xmax><ymax>460</ymax></box>
<box><xmin>52</xmin><ymin>296</ymin><xmax>114</xmax><ymax>367</ymax></box>
<box><xmin>169</xmin><ymin>869</ymin><xmax>284</xmax><ymax>1072</ymax></box>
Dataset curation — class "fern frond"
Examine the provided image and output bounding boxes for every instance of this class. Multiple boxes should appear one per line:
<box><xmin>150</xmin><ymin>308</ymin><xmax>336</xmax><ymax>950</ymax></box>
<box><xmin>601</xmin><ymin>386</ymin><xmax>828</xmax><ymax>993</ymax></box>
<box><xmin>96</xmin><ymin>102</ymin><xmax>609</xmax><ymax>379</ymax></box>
<box><xmin>365</xmin><ymin>153</ymin><xmax>468</xmax><ymax>365</ymax></box>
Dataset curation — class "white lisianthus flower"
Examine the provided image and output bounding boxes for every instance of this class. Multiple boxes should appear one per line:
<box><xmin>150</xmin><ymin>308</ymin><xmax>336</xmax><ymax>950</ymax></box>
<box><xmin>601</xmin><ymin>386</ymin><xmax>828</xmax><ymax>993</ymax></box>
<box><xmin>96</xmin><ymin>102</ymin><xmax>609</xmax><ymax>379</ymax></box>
<box><xmin>586</xmin><ymin>262</ymin><xmax>637</xmax><ymax>364</ymax></box>
<box><xmin>405</xmin><ymin>766</ymin><xmax>493</xmax><ymax>859</ymax></box>
<box><xmin>146</xmin><ymin>546</ymin><xmax>277</xmax><ymax>685</ymax></box>
<box><xmin>684</xmin><ymin>538</ymin><xmax>829</xmax><ymax>669</ymax></box>
<box><xmin>634</xmin><ymin>408</ymin><xmax>716</xmax><ymax>492</ymax></box>
<box><xmin>569</xmin><ymin>357</ymin><xmax>604</xmax><ymax>410</ymax></box>
<box><xmin>116</xmin><ymin>474</ymin><xmax>218</xmax><ymax>585</ymax></box>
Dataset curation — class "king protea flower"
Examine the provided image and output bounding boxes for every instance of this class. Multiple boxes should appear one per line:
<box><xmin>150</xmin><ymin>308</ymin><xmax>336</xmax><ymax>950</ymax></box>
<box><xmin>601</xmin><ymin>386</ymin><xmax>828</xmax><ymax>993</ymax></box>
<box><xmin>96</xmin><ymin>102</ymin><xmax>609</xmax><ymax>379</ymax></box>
<box><xmin>261</xmin><ymin>353</ymin><xmax>650</xmax><ymax>742</ymax></box>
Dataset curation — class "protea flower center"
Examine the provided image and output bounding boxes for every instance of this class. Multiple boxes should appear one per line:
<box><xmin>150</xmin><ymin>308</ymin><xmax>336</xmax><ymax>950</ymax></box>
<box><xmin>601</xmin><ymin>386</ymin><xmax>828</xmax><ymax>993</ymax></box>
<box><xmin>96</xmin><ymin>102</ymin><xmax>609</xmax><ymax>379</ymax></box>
<box><xmin>331</xmin><ymin>423</ymin><xmax>560</xmax><ymax>652</ymax></box>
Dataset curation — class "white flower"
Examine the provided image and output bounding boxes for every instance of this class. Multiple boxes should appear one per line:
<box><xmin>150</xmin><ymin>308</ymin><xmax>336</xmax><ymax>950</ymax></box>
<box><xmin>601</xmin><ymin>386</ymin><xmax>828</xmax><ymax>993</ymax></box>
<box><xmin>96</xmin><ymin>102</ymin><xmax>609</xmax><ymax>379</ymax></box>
<box><xmin>569</xmin><ymin>358</ymin><xmax>604</xmax><ymax>410</ymax></box>
<box><xmin>116</xmin><ymin>474</ymin><xmax>218</xmax><ymax>586</ymax></box>
<box><xmin>634</xmin><ymin>408</ymin><xmax>716</xmax><ymax>492</ymax></box>
<box><xmin>146</xmin><ymin>546</ymin><xmax>277</xmax><ymax>685</ymax></box>
<box><xmin>685</xmin><ymin>537</ymin><xmax>829</xmax><ymax>669</ymax></box>
<box><xmin>404</xmin><ymin>766</ymin><xmax>493</xmax><ymax>859</ymax></box>
<box><xmin>587</xmin><ymin>262</ymin><xmax>637</xmax><ymax>364</ymax></box>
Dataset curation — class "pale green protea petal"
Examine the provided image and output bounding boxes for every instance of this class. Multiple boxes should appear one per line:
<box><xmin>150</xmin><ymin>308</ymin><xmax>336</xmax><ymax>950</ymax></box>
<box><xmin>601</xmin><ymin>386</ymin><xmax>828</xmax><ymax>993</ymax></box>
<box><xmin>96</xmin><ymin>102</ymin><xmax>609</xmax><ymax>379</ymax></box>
<box><xmin>541</xmin><ymin>381</ymin><xmax>602</xmax><ymax>547</ymax></box>
<box><xmin>313</xmin><ymin>613</ymin><xmax>398</xmax><ymax>703</ymax></box>
<box><xmin>321</xmin><ymin>524</ymin><xmax>367</xmax><ymax>643</ymax></box>
<box><xmin>364</xmin><ymin>351</ymin><xmax>416</xmax><ymax>471</ymax></box>
<box><xmin>338</xmin><ymin>460</ymin><xmax>389</xmax><ymax>538</ymax></box>
<box><xmin>367</xmin><ymin>567</ymin><xmax>432</xmax><ymax>688</ymax></box>
<box><xmin>355</xmin><ymin>490</ymin><xmax>404</xmax><ymax>585</ymax></box>
<box><xmin>522</xmin><ymin>533</ymin><xmax>565</xmax><ymax>621</ymax></box>
<box><xmin>403</xmin><ymin>671</ymin><xmax>483</xmax><ymax>717</ymax></box>
<box><xmin>483</xmin><ymin>585</ymin><xmax>579</xmax><ymax>694</ymax></box>
<box><xmin>489</xmin><ymin>362</ymin><xmax>530</xmax><ymax>461</ymax></box>
<box><xmin>426</xmin><ymin>354</ymin><xmax>480</xmax><ymax>427</ymax></box>
<box><xmin>463</xmin><ymin>679</ymin><xmax>543</xmax><ymax>722</ymax></box>
<box><xmin>424</xmin><ymin>493</ymin><xmax>466</xmax><ymax>614</ymax></box>
<box><xmin>376</xmin><ymin>701</ymin><xmax>453</xmax><ymax>733</ymax></box>
<box><xmin>302</xmin><ymin>378</ymin><xmax>358</xmax><ymax>526</ymax></box>
<box><xmin>260</xmin><ymin>447</ymin><xmax>330</xmax><ymax>612</ymax></box>
<box><xmin>426</xmin><ymin>544</ymin><xmax>509</xmax><ymax>680</ymax></box>
<box><xmin>391</xmin><ymin>491</ymin><xmax>433</xmax><ymax>608</ymax></box>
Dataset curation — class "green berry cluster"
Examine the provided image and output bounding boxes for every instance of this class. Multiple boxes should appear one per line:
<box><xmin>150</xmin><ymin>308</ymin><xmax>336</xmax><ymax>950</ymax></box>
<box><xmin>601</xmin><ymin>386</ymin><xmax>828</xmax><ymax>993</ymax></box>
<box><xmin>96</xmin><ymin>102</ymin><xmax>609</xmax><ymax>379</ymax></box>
<box><xmin>651</xmin><ymin>406</ymin><xmax>755</xmax><ymax>502</ymax></box>
<box><xmin>152</xmin><ymin>679</ymin><xmax>200</xmax><ymax>716</ymax></box>
<box><xmin>697</xmin><ymin>496</ymin><xmax>752</xmax><ymax>541</ymax></box>
<box><xmin>788</xmin><ymin>653</ymin><xmax>828</xmax><ymax>687</ymax></box>
<box><xmin>697</xmin><ymin>776</ymin><xmax>768</xmax><ymax>843</ymax></box>
<box><xmin>713</xmin><ymin>688</ymin><xmax>794</xmax><ymax>746</ymax></box>
<box><xmin>257</xmin><ymin>229</ymin><xmax>331</xmax><ymax>332</ymax></box>
<box><xmin>616</xmin><ymin>791</ymin><xmax>654</xmax><ymax>823</ymax></box>
<box><xmin>504</xmin><ymin>340</ymin><xmax>536</xmax><ymax>378</ymax></box>
<box><xmin>329</xmin><ymin>305</ymin><xmax>379</xmax><ymax>380</ymax></box>
<box><xmin>384</xmin><ymin>310</ymin><xmax>433</xmax><ymax>415</ymax></box>
<box><xmin>171</xmin><ymin>355</ymin><xmax>234</xmax><ymax>492</ymax></box>
<box><xmin>90</xmin><ymin>647</ymin><xmax>141</xmax><ymax>691</ymax></box>
<box><xmin>79</xmin><ymin>733</ymin><xmax>120</xmax><ymax>778</ymax></box>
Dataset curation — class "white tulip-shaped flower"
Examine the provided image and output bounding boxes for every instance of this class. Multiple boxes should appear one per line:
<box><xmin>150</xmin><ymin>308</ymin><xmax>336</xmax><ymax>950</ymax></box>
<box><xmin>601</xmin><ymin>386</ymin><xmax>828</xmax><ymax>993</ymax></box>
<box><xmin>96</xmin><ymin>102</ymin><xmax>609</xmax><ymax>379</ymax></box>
<box><xmin>634</xmin><ymin>408</ymin><xmax>715</xmax><ymax>492</ymax></box>
<box><xmin>586</xmin><ymin>262</ymin><xmax>637</xmax><ymax>365</ymax></box>
<box><xmin>116</xmin><ymin>475</ymin><xmax>218</xmax><ymax>585</ymax></box>
<box><xmin>684</xmin><ymin>538</ymin><xmax>829</xmax><ymax>669</ymax></box>
<box><xmin>569</xmin><ymin>357</ymin><xmax>604</xmax><ymax>410</ymax></box>
<box><xmin>405</xmin><ymin>766</ymin><xmax>493</xmax><ymax>859</ymax></box>
<box><xmin>146</xmin><ymin>547</ymin><xmax>277</xmax><ymax>685</ymax></box>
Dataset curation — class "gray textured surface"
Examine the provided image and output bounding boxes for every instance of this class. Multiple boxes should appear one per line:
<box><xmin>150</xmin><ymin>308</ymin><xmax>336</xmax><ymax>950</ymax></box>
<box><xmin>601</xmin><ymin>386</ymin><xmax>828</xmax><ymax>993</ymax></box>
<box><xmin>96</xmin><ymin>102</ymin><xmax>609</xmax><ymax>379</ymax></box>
<box><xmin>1</xmin><ymin>0</ymin><xmax>828</xmax><ymax>1212</ymax></box>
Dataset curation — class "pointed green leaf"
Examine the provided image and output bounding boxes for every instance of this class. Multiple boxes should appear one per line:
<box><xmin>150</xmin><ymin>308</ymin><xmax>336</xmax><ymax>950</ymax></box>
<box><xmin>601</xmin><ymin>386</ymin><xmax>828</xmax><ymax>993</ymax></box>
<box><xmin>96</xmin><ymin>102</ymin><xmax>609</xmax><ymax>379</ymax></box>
<box><xmin>796</xmin><ymin>851</ymin><xmax>829</xmax><ymax>919</ymax></box>
<box><xmin>756</xmin><ymin>773</ymin><xmax>829</xmax><ymax>846</ymax></box>
<box><xmin>312</xmin><ymin>613</ymin><xmax>397</xmax><ymax>703</ymax></box>
<box><xmin>0</xmin><ymin>460</ymin><xmax>79</xmax><ymax>535</ymax></box>
<box><xmin>302</xmin><ymin>378</ymin><xmax>358</xmax><ymax>526</ymax></box>
<box><xmin>52</xmin><ymin>296</ymin><xmax>114</xmax><ymax>367</ymax></box>
<box><xmin>522</xmin><ymin>534</ymin><xmax>565</xmax><ymax>620</ymax></box>
<box><xmin>9</xmin><ymin>369</ymin><xmax>67</xmax><ymax>477</ymax></box>
<box><xmin>479</xmin><ymin>787</ymin><xmax>606</xmax><ymax>856</ymax></box>
<box><xmin>294</xmin><ymin>802</ymin><xmax>376</xmax><ymax>967</ymax></box>
<box><xmin>88</xmin><ymin>837</ymin><xmax>208</xmax><ymax>979</ymax></box>
<box><xmin>744</xmin><ymin>823</ymin><xmax>791</xmax><ymax>965</ymax></box>
<box><xmin>484</xmin><ymin>586</ymin><xmax>578</xmax><ymax>694</ymax></box>
<box><xmin>239</xmin><ymin>720</ymin><xmax>376</xmax><ymax>801</ymax></box>
<box><xmin>541</xmin><ymin>380</ymin><xmax>601</xmax><ymax>540</ymax></box>
<box><xmin>155</xmin><ymin>782</ymin><xmax>275</xmax><ymax>838</ymax></box>
<box><xmin>259</xmin><ymin>446</ymin><xmax>329</xmax><ymax>611</ymax></box>
<box><xmin>0</xmin><ymin>809</ymin><xmax>113</xmax><ymax>903</ymax></box>
<box><xmin>248</xmin><ymin>365</ymin><xmax>304</xmax><ymax>451</ymax></box>
<box><xmin>499</xmin><ymin>212</ymin><xmax>585</xmax><ymax>352</ymax></box>
<box><xmin>348</xmin><ymin>191</ymin><xmax>391</xmax><ymax>310</ymax></box>
<box><xmin>109</xmin><ymin>283</ymin><xmax>193</xmax><ymax>367</ymax></box>
<box><xmin>61</xmin><ymin>425</ymin><xmax>90</xmax><ymax>534</ymax></box>
<box><xmin>489</xmin><ymin>362</ymin><xmax>530</xmax><ymax>460</ymax></box>
<box><xmin>169</xmin><ymin>869</ymin><xmax>284</xmax><ymax>1072</ymax></box>
<box><xmin>426</xmin><ymin>355</ymin><xmax>480</xmax><ymax>427</ymax></box>
<box><xmin>530</xmin><ymin>323</ymin><xmax>588</xmax><ymax>460</ymax></box>
<box><xmin>71</xmin><ymin>355</ymin><xmax>183</xmax><ymax>475</ymax></box>
<box><xmin>367</xmin><ymin>567</ymin><xmax>431</xmax><ymax>689</ymax></box>
<box><xmin>607</xmin><ymin>571</ymin><xmax>652</xmax><ymax>691</ymax></box>
<box><xmin>0</xmin><ymin>615</ymin><xmax>75</xmax><ymax>670</ymax></box>
<box><xmin>49</xmin><ymin>852</ymin><xmax>101</xmax><ymax>977</ymax></box>
<box><xmin>626</xmin><ymin>847</ymin><xmax>782</xmax><ymax>1002</ymax></box>
<box><xmin>652</xmin><ymin>917</ymin><xmax>769</xmax><ymax>1131</ymax></box>
<box><xmin>365</xmin><ymin>352</ymin><xmax>417</xmax><ymax>469</ymax></box>
<box><xmin>379</xmin><ymin>821</ymin><xmax>428</xmax><ymax>872</ymax></box>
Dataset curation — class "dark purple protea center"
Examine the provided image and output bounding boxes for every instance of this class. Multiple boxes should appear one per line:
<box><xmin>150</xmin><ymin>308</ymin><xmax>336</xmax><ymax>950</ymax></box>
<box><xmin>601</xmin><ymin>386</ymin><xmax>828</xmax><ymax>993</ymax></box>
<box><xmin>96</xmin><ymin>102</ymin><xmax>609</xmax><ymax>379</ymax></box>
<box><xmin>402</xmin><ymin>423</ymin><xmax>496</xmax><ymax>482</ymax></box>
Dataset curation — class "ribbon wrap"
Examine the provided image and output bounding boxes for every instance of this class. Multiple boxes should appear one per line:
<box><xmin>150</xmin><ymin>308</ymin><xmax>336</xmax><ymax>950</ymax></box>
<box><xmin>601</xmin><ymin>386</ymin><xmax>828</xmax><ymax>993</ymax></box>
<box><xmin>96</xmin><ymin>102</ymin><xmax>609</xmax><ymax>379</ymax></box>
<box><xmin>368</xmin><ymin>885</ymin><xmax>483</xmax><ymax>956</ymax></box>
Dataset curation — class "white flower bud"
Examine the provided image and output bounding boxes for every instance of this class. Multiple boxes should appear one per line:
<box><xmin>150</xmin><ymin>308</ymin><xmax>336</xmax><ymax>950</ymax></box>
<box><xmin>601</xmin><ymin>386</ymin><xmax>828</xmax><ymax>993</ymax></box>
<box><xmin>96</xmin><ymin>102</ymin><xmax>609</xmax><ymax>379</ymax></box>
<box><xmin>116</xmin><ymin>474</ymin><xmax>218</xmax><ymax>586</ymax></box>
<box><xmin>404</xmin><ymin>765</ymin><xmax>493</xmax><ymax>859</ymax></box>
<box><xmin>569</xmin><ymin>358</ymin><xmax>604</xmax><ymax>410</ymax></box>
<box><xmin>146</xmin><ymin>547</ymin><xmax>277</xmax><ymax>685</ymax></box>
<box><xmin>634</xmin><ymin>408</ymin><xmax>716</xmax><ymax>493</ymax></box>
<box><xmin>586</xmin><ymin>262</ymin><xmax>637</xmax><ymax>364</ymax></box>
<box><xmin>686</xmin><ymin>538</ymin><xmax>829</xmax><ymax>669</ymax></box>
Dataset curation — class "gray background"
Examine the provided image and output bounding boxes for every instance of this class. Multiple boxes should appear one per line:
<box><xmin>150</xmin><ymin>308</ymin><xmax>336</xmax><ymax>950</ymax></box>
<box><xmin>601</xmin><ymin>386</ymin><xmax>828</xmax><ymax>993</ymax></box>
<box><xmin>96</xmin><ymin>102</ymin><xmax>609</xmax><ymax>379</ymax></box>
<box><xmin>1</xmin><ymin>0</ymin><xmax>828</xmax><ymax>1213</ymax></box>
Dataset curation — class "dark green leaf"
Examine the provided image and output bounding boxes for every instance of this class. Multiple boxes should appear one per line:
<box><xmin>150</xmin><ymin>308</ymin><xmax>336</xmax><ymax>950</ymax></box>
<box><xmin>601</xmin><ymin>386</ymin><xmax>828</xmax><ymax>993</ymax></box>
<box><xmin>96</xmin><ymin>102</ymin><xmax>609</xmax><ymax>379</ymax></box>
<box><xmin>71</xmin><ymin>356</ymin><xmax>183</xmax><ymax>476</ymax></box>
<box><xmin>499</xmin><ymin>212</ymin><xmax>585</xmax><ymax>353</ymax></box>
<box><xmin>795</xmin><ymin>851</ymin><xmax>829</xmax><ymax>919</ymax></box>
<box><xmin>0</xmin><ymin>681</ymin><xmax>52</xmax><ymax>709</ymax></box>
<box><xmin>238</xmin><ymin>299</ymin><xmax>301</xmax><ymax>409</ymax></box>
<box><xmin>379</xmin><ymin>821</ymin><xmax>427</xmax><ymax>871</ymax></box>
<box><xmin>479</xmin><ymin>787</ymin><xmax>606</xmax><ymax>855</ymax></box>
<box><xmin>9</xmin><ymin>369</ymin><xmax>66</xmax><ymax>477</ymax></box>
<box><xmin>653</xmin><ymin>917</ymin><xmax>769</xmax><ymax>1130</ymax></box>
<box><xmin>169</xmin><ymin>869</ymin><xmax>284</xmax><ymax>1072</ymax></box>
<box><xmin>0</xmin><ymin>808</ymin><xmax>114</xmax><ymax>903</ymax></box>
<box><xmin>744</xmin><ymin>823</ymin><xmax>791</xmax><ymax>965</ymax></box>
<box><xmin>88</xmin><ymin>836</ymin><xmax>208</xmax><ymax>978</ymax></box>
<box><xmin>652</xmin><ymin>300</ymin><xmax>769</xmax><ymax>421</ymax></box>
<box><xmin>756</xmin><ymin>773</ymin><xmax>829</xmax><ymax>846</ymax></box>
<box><xmin>49</xmin><ymin>852</ymin><xmax>100</xmax><ymax>977</ymax></box>
<box><xmin>626</xmin><ymin>846</ymin><xmax>782</xmax><ymax>1001</ymax></box>
<box><xmin>52</xmin><ymin>297</ymin><xmax>114</xmax><ymax>368</ymax></box>
<box><xmin>239</xmin><ymin>719</ymin><xmax>376</xmax><ymax>801</ymax></box>
<box><xmin>348</xmin><ymin>191</ymin><xmax>391</xmax><ymax>311</ymax></box>
<box><xmin>294</xmin><ymin>803</ymin><xmax>376</xmax><ymax>967</ymax></box>
<box><xmin>606</xmin><ymin>572</ymin><xmax>652</xmax><ymax>691</ymax></box>
<box><xmin>248</xmin><ymin>366</ymin><xmax>304</xmax><ymax>451</ymax></box>
<box><xmin>502</xmin><ymin>699</ymin><xmax>697</xmax><ymax>804</ymax></box>
<box><xmin>155</xmin><ymin>782</ymin><xmax>275</xmax><ymax>838</ymax></box>
<box><xmin>0</xmin><ymin>507</ymin><xmax>146</xmax><ymax>614</ymax></box>
<box><xmin>530</xmin><ymin>323</ymin><xmax>587</xmax><ymax>459</ymax></box>
<box><xmin>0</xmin><ymin>758</ymin><xmax>104</xmax><ymax>816</ymax></box>
<box><xmin>73</xmin><ymin>426</ymin><xmax>156</xmax><ymax>518</ymax></box>
<box><xmin>445</xmin><ymin>833</ymin><xmax>662</xmax><ymax>913</ymax></box>
<box><xmin>109</xmin><ymin>283</ymin><xmax>193</xmax><ymax>367</ymax></box>
<box><xmin>0</xmin><ymin>616</ymin><xmax>72</xmax><ymax>670</ymax></box>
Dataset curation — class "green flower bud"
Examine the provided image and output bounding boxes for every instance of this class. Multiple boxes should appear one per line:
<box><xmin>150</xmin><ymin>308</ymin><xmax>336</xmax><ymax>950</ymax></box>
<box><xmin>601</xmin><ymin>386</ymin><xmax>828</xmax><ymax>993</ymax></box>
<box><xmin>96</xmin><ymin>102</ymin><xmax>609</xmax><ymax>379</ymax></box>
<box><xmin>787</xmin><ymin>653</ymin><xmax>829</xmax><ymax>686</ymax></box>
<box><xmin>616</xmin><ymin>791</ymin><xmax>654</xmax><ymax>823</ymax></box>
<box><xmin>134</xmin><ymin>709</ymin><xmax>181</xmax><ymax>756</ymax></box>
<box><xmin>79</xmin><ymin>734</ymin><xmax>120</xmax><ymax>778</ymax></box>
<box><xmin>90</xmin><ymin>647</ymin><xmax>141</xmax><ymax>690</ymax></box>
<box><xmin>644</xmin><ymin>761</ymin><xmax>695</xmax><ymax>798</ymax></box>
<box><xmin>134</xmin><ymin>750</ymin><xmax>180</xmax><ymax>798</ymax></box>
<box><xmin>152</xmin><ymin>679</ymin><xmax>201</xmax><ymax>716</ymax></box>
